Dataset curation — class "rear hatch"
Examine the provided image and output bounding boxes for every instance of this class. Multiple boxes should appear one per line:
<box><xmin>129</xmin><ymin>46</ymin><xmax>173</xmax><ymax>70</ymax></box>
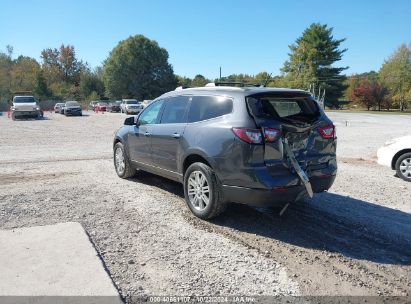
<box><xmin>246</xmin><ymin>91</ymin><xmax>334</xmax><ymax>176</ymax></box>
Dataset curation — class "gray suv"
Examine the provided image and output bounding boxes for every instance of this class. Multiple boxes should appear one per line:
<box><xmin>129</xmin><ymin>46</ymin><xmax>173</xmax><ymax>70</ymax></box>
<box><xmin>113</xmin><ymin>85</ymin><xmax>337</xmax><ymax>219</ymax></box>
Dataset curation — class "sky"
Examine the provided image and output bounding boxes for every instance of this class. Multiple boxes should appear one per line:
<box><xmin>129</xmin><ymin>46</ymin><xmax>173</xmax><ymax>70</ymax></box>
<box><xmin>1</xmin><ymin>0</ymin><xmax>410</xmax><ymax>80</ymax></box>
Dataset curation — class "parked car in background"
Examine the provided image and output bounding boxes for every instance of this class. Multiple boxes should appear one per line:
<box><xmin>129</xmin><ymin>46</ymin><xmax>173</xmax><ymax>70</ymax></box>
<box><xmin>54</xmin><ymin>103</ymin><xmax>65</xmax><ymax>113</ymax></box>
<box><xmin>141</xmin><ymin>100</ymin><xmax>152</xmax><ymax>108</ymax></box>
<box><xmin>89</xmin><ymin>101</ymin><xmax>98</xmax><ymax>110</ymax></box>
<box><xmin>377</xmin><ymin>136</ymin><xmax>411</xmax><ymax>181</ymax></box>
<box><xmin>11</xmin><ymin>95</ymin><xmax>43</xmax><ymax>120</ymax></box>
<box><xmin>64</xmin><ymin>101</ymin><xmax>82</xmax><ymax>116</ymax></box>
<box><xmin>107</xmin><ymin>101</ymin><xmax>121</xmax><ymax>113</ymax></box>
<box><xmin>59</xmin><ymin>104</ymin><xmax>66</xmax><ymax>114</ymax></box>
<box><xmin>120</xmin><ymin>99</ymin><xmax>143</xmax><ymax>114</ymax></box>
<box><xmin>95</xmin><ymin>102</ymin><xmax>108</xmax><ymax>112</ymax></box>
<box><xmin>113</xmin><ymin>84</ymin><xmax>337</xmax><ymax>219</ymax></box>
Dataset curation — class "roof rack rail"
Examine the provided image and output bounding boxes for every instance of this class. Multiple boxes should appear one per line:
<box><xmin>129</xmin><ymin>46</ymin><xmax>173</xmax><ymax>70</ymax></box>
<box><xmin>208</xmin><ymin>82</ymin><xmax>261</xmax><ymax>88</ymax></box>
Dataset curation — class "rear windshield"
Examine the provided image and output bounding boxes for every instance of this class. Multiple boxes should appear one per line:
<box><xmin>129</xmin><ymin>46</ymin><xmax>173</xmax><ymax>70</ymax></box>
<box><xmin>246</xmin><ymin>93</ymin><xmax>320</xmax><ymax>123</ymax></box>
<box><xmin>13</xmin><ymin>96</ymin><xmax>36</xmax><ymax>103</ymax></box>
<box><xmin>66</xmin><ymin>101</ymin><xmax>80</xmax><ymax>106</ymax></box>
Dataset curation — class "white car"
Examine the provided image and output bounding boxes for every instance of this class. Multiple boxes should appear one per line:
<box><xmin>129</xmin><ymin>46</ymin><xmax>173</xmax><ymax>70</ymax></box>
<box><xmin>120</xmin><ymin>99</ymin><xmax>143</xmax><ymax>114</ymax></box>
<box><xmin>377</xmin><ymin>135</ymin><xmax>411</xmax><ymax>181</ymax></box>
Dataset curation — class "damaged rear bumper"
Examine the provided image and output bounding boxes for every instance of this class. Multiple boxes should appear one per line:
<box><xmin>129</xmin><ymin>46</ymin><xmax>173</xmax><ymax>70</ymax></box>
<box><xmin>221</xmin><ymin>174</ymin><xmax>335</xmax><ymax>207</ymax></box>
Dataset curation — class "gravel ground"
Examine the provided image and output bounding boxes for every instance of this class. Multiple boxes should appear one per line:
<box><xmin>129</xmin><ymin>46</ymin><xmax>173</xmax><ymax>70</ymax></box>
<box><xmin>0</xmin><ymin>110</ymin><xmax>410</xmax><ymax>301</ymax></box>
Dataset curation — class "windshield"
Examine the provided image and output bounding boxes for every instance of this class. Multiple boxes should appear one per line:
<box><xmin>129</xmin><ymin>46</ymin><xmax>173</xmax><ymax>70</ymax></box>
<box><xmin>66</xmin><ymin>101</ymin><xmax>80</xmax><ymax>107</ymax></box>
<box><xmin>98</xmin><ymin>102</ymin><xmax>108</xmax><ymax>106</ymax></box>
<box><xmin>13</xmin><ymin>96</ymin><xmax>36</xmax><ymax>103</ymax></box>
<box><xmin>126</xmin><ymin>100</ymin><xmax>138</xmax><ymax>104</ymax></box>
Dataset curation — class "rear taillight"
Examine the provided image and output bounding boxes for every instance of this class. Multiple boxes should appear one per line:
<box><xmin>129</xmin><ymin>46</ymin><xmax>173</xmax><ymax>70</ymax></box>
<box><xmin>232</xmin><ymin>128</ymin><xmax>262</xmax><ymax>144</ymax></box>
<box><xmin>318</xmin><ymin>124</ymin><xmax>335</xmax><ymax>139</ymax></box>
<box><xmin>263</xmin><ymin>128</ymin><xmax>281</xmax><ymax>142</ymax></box>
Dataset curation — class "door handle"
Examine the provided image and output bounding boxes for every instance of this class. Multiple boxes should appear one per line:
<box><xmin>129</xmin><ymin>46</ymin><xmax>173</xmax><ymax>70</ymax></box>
<box><xmin>172</xmin><ymin>133</ymin><xmax>181</xmax><ymax>139</ymax></box>
<box><xmin>144</xmin><ymin>131</ymin><xmax>151</xmax><ymax>137</ymax></box>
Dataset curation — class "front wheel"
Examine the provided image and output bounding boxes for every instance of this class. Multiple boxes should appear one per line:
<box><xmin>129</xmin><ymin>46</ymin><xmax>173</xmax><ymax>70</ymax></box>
<box><xmin>114</xmin><ymin>142</ymin><xmax>135</xmax><ymax>178</ymax></box>
<box><xmin>395</xmin><ymin>152</ymin><xmax>411</xmax><ymax>182</ymax></box>
<box><xmin>183</xmin><ymin>162</ymin><xmax>227</xmax><ymax>219</ymax></box>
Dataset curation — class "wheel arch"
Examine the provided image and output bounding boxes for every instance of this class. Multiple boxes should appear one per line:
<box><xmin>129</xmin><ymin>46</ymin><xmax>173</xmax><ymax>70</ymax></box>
<box><xmin>182</xmin><ymin>153</ymin><xmax>213</xmax><ymax>176</ymax></box>
<box><xmin>113</xmin><ymin>137</ymin><xmax>122</xmax><ymax>149</ymax></box>
<box><xmin>392</xmin><ymin>149</ymin><xmax>411</xmax><ymax>169</ymax></box>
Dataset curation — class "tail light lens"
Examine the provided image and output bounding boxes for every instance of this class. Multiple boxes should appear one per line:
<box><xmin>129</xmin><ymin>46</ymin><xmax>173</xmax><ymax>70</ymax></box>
<box><xmin>232</xmin><ymin>128</ymin><xmax>262</xmax><ymax>144</ymax></box>
<box><xmin>318</xmin><ymin>124</ymin><xmax>335</xmax><ymax>139</ymax></box>
<box><xmin>263</xmin><ymin>128</ymin><xmax>281</xmax><ymax>142</ymax></box>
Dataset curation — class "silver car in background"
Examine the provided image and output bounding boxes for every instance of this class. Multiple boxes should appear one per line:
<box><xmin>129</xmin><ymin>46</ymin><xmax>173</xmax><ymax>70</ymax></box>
<box><xmin>120</xmin><ymin>99</ymin><xmax>143</xmax><ymax>114</ymax></box>
<box><xmin>11</xmin><ymin>95</ymin><xmax>43</xmax><ymax>120</ymax></box>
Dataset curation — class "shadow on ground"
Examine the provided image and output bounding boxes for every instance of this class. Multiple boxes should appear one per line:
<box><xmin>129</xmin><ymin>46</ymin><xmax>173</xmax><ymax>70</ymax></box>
<box><xmin>131</xmin><ymin>171</ymin><xmax>411</xmax><ymax>265</ymax></box>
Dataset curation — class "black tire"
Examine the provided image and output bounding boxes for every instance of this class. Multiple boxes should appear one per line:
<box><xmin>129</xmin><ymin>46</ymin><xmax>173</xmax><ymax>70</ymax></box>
<box><xmin>183</xmin><ymin>162</ymin><xmax>227</xmax><ymax>219</ymax></box>
<box><xmin>113</xmin><ymin>142</ymin><xmax>135</xmax><ymax>178</ymax></box>
<box><xmin>395</xmin><ymin>152</ymin><xmax>411</xmax><ymax>182</ymax></box>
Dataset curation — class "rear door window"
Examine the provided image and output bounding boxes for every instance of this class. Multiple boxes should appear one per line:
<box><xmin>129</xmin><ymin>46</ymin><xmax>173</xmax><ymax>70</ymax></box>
<box><xmin>188</xmin><ymin>96</ymin><xmax>233</xmax><ymax>123</ymax></box>
<box><xmin>160</xmin><ymin>96</ymin><xmax>189</xmax><ymax>124</ymax></box>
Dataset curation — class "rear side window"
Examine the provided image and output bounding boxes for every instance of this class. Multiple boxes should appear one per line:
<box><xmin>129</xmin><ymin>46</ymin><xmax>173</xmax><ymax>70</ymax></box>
<box><xmin>247</xmin><ymin>93</ymin><xmax>320</xmax><ymax>123</ymax></box>
<box><xmin>188</xmin><ymin>96</ymin><xmax>233</xmax><ymax>123</ymax></box>
<box><xmin>160</xmin><ymin>96</ymin><xmax>189</xmax><ymax>124</ymax></box>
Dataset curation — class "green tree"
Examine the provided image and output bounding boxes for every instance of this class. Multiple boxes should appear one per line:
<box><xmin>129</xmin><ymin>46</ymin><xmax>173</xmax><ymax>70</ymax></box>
<box><xmin>0</xmin><ymin>48</ymin><xmax>13</xmax><ymax>104</ymax></box>
<box><xmin>41</xmin><ymin>44</ymin><xmax>85</xmax><ymax>86</ymax></box>
<box><xmin>191</xmin><ymin>74</ymin><xmax>209</xmax><ymax>87</ymax></box>
<box><xmin>33</xmin><ymin>70</ymin><xmax>51</xmax><ymax>99</ymax></box>
<box><xmin>10</xmin><ymin>56</ymin><xmax>40</xmax><ymax>91</ymax></box>
<box><xmin>281</xmin><ymin>23</ymin><xmax>348</xmax><ymax>105</ymax></box>
<box><xmin>103</xmin><ymin>35</ymin><xmax>177</xmax><ymax>99</ymax></box>
<box><xmin>176</xmin><ymin>75</ymin><xmax>192</xmax><ymax>87</ymax></box>
<box><xmin>86</xmin><ymin>91</ymin><xmax>100</xmax><ymax>103</ymax></box>
<box><xmin>379</xmin><ymin>44</ymin><xmax>411</xmax><ymax>111</ymax></box>
<box><xmin>79</xmin><ymin>70</ymin><xmax>104</xmax><ymax>100</ymax></box>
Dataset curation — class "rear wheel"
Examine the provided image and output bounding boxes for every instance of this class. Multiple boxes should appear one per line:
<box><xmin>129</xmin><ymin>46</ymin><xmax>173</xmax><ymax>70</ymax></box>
<box><xmin>183</xmin><ymin>162</ymin><xmax>227</xmax><ymax>219</ymax></box>
<box><xmin>395</xmin><ymin>152</ymin><xmax>411</xmax><ymax>182</ymax></box>
<box><xmin>114</xmin><ymin>142</ymin><xmax>135</xmax><ymax>178</ymax></box>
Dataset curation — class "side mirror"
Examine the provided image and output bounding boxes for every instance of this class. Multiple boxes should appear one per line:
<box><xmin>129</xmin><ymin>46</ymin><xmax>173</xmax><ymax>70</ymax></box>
<box><xmin>124</xmin><ymin>116</ymin><xmax>135</xmax><ymax>126</ymax></box>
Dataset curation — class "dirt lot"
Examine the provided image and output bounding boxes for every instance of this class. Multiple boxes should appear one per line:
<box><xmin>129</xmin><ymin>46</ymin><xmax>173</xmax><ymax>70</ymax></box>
<box><xmin>0</xmin><ymin>110</ymin><xmax>410</xmax><ymax>300</ymax></box>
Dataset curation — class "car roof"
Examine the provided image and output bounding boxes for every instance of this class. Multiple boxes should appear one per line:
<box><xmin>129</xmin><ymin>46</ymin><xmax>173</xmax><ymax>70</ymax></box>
<box><xmin>158</xmin><ymin>86</ymin><xmax>310</xmax><ymax>99</ymax></box>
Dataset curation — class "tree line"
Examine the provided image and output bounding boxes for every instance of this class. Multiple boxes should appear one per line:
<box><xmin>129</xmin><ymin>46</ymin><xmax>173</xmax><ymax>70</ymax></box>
<box><xmin>0</xmin><ymin>23</ymin><xmax>410</xmax><ymax>111</ymax></box>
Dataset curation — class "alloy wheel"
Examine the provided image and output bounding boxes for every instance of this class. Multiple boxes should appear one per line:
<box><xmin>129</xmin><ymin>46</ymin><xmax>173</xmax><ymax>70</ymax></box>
<box><xmin>187</xmin><ymin>170</ymin><xmax>210</xmax><ymax>211</ymax></box>
<box><xmin>115</xmin><ymin>147</ymin><xmax>125</xmax><ymax>175</ymax></box>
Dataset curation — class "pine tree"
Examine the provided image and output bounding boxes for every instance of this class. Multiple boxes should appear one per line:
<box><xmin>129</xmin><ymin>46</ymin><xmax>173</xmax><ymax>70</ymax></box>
<box><xmin>281</xmin><ymin>23</ymin><xmax>348</xmax><ymax>106</ymax></box>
